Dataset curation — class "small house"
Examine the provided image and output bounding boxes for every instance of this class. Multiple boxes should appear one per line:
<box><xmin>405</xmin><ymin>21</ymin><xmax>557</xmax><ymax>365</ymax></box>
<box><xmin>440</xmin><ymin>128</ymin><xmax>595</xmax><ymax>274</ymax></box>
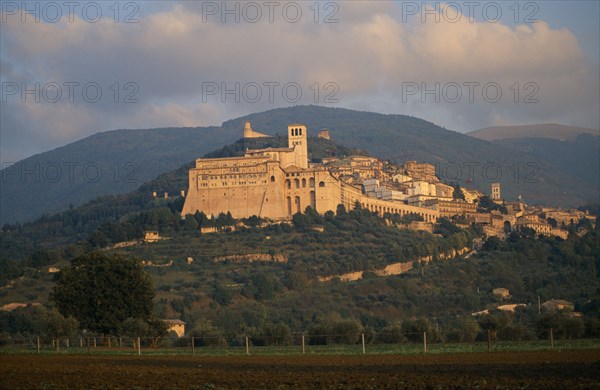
<box><xmin>163</xmin><ymin>319</ymin><xmax>186</xmax><ymax>337</ymax></box>
<box><xmin>144</xmin><ymin>231</ymin><xmax>160</xmax><ymax>243</ymax></box>
<box><xmin>493</xmin><ymin>288</ymin><xmax>510</xmax><ymax>299</ymax></box>
<box><xmin>542</xmin><ymin>299</ymin><xmax>574</xmax><ymax>312</ymax></box>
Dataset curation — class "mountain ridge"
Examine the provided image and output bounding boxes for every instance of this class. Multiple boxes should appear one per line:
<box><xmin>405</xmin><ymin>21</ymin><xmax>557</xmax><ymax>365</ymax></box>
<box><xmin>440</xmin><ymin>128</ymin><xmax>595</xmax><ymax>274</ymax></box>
<box><xmin>468</xmin><ymin>123</ymin><xmax>599</xmax><ymax>141</ymax></box>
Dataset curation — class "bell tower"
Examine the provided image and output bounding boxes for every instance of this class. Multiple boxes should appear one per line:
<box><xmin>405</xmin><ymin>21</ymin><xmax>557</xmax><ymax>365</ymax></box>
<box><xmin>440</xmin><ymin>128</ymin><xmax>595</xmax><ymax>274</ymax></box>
<box><xmin>491</xmin><ymin>182</ymin><xmax>501</xmax><ymax>201</ymax></box>
<box><xmin>288</xmin><ymin>124</ymin><xmax>308</xmax><ymax>169</ymax></box>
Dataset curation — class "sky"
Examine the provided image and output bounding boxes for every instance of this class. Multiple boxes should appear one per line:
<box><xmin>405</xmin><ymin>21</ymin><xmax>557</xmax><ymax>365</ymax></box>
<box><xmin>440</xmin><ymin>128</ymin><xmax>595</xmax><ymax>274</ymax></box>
<box><xmin>1</xmin><ymin>1</ymin><xmax>599</xmax><ymax>162</ymax></box>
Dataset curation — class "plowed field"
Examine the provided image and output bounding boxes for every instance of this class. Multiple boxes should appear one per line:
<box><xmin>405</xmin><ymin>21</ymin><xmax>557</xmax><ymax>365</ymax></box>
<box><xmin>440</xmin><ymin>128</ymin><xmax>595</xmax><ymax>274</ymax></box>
<box><xmin>2</xmin><ymin>350</ymin><xmax>599</xmax><ymax>389</ymax></box>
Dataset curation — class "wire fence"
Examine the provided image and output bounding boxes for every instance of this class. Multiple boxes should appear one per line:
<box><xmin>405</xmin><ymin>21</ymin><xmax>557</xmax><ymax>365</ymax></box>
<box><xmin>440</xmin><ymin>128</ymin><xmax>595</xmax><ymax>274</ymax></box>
<box><xmin>2</xmin><ymin>330</ymin><xmax>599</xmax><ymax>356</ymax></box>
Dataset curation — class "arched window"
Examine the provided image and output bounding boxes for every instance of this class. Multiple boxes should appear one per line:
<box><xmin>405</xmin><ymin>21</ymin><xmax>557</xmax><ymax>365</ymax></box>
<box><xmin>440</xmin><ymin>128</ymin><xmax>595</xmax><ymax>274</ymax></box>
<box><xmin>294</xmin><ymin>179</ymin><xmax>300</xmax><ymax>189</ymax></box>
<box><xmin>319</xmin><ymin>181</ymin><xmax>325</xmax><ymax>187</ymax></box>
<box><xmin>286</xmin><ymin>179</ymin><xmax>291</xmax><ymax>189</ymax></box>
<box><xmin>309</xmin><ymin>178</ymin><xmax>315</xmax><ymax>188</ymax></box>
<box><xmin>270</xmin><ymin>175</ymin><xmax>275</xmax><ymax>182</ymax></box>
<box><xmin>302</xmin><ymin>178</ymin><xmax>306</xmax><ymax>188</ymax></box>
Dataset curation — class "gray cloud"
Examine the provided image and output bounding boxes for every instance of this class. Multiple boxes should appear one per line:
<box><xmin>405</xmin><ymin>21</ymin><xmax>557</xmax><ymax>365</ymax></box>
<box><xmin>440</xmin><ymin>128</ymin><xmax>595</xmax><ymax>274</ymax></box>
<box><xmin>1</xmin><ymin>1</ymin><xmax>598</xmax><ymax>161</ymax></box>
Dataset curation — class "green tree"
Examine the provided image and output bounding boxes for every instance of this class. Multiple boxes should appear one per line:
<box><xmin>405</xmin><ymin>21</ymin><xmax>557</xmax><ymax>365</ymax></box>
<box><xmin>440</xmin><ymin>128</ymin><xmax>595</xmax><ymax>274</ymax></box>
<box><xmin>212</xmin><ymin>282</ymin><xmax>233</xmax><ymax>306</ymax></box>
<box><xmin>50</xmin><ymin>253</ymin><xmax>155</xmax><ymax>336</ymax></box>
<box><xmin>260</xmin><ymin>323</ymin><xmax>292</xmax><ymax>346</ymax></box>
<box><xmin>119</xmin><ymin>317</ymin><xmax>168</xmax><ymax>346</ymax></box>
<box><xmin>190</xmin><ymin>320</ymin><xmax>227</xmax><ymax>347</ymax></box>
<box><xmin>402</xmin><ymin>318</ymin><xmax>430</xmax><ymax>342</ymax></box>
<box><xmin>194</xmin><ymin>211</ymin><xmax>209</xmax><ymax>227</ymax></box>
<box><xmin>452</xmin><ymin>184</ymin><xmax>466</xmax><ymax>201</ymax></box>
<box><xmin>183</xmin><ymin>214</ymin><xmax>199</xmax><ymax>230</ymax></box>
<box><xmin>477</xmin><ymin>311</ymin><xmax>511</xmax><ymax>340</ymax></box>
<box><xmin>292</xmin><ymin>212</ymin><xmax>308</xmax><ymax>230</ymax></box>
<box><xmin>477</xmin><ymin>195</ymin><xmax>508</xmax><ymax>214</ymax></box>
<box><xmin>42</xmin><ymin>309</ymin><xmax>79</xmax><ymax>338</ymax></box>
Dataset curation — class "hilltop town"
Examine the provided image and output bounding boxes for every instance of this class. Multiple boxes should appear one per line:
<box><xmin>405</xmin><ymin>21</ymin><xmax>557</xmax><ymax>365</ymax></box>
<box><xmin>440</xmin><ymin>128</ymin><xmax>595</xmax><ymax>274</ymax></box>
<box><xmin>181</xmin><ymin>121</ymin><xmax>595</xmax><ymax>240</ymax></box>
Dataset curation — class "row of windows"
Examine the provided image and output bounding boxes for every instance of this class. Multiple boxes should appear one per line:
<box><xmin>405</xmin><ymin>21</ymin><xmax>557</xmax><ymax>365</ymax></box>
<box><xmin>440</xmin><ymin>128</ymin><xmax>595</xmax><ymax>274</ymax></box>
<box><xmin>199</xmin><ymin>180</ymin><xmax>265</xmax><ymax>188</ymax></box>
<box><xmin>291</xmin><ymin>128</ymin><xmax>303</xmax><ymax>136</ymax></box>
<box><xmin>284</xmin><ymin>178</ymin><xmax>324</xmax><ymax>189</ymax></box>
<box><xmin>200</xmin><ymin>173</ymin><xmax>265</xmax><ymax>180</ymax></box>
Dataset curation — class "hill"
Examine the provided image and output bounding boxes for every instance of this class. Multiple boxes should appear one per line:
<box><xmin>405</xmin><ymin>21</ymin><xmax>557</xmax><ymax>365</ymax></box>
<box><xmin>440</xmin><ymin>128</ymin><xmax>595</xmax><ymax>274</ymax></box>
<box><xmin>468</xmin><ymin>124</ymin><xmax>599</xmax><ymax>141</ymax></box>
<box><xmin>1</xmin><ymin>205</ymin><xmax>598</xmax><ymax>342</ymax></box>
<box><xmin>0</xmin><ymin>126</ymin><xmax>240</xmax><ymax>225</ymax></box>
<box><xmin>1</xmin><ymin>131</ymin><xmax>598</xmax><ymax>340</ymax></box>
<box><xmin>492</xmin><ymin>135</ymin><xmax>600</xmax><ymax>191</ymax></box>
<box><xmin>2</xmin><ymin>107</ymin><xmax>598</xmax><ymax>225</ymax></box>
<box><xmin>468</xmin><ymin>124</ymin><xmax>600</xmax><ymax>196</ymax></box>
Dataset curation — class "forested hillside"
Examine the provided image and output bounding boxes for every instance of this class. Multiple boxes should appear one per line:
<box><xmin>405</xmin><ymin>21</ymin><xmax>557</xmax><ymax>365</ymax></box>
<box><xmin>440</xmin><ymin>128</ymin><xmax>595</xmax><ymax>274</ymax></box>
<box><xmin>1</xmin><ymin>205</ymin><xmax>598</xmax><ymax>343</ymax></box>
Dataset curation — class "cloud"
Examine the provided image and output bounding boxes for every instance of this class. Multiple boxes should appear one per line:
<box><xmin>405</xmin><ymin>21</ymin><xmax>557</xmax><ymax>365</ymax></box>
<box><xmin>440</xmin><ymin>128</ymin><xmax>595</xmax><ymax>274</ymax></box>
<box><xmin>1</xmin><ymin>1</ymin><xmax>598</xmax><ymax>160</ymax></box>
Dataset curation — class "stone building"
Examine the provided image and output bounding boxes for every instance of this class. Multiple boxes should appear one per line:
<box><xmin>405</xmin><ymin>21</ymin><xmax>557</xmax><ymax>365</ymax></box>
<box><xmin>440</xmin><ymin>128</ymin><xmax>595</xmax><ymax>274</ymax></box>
<box><xmin>181</xmin><ymin>123</ymin><xmax>440</xmax><ymax>222</ymax></box>
<box><xmin>542</xmin><ymin>299</ymin><xmax>574</xmax><ymax>312</ymax></box>
<box><xmin>144</xmin><ymin>231</ymin><xmax>160</xmax><ymax>243</ymax></box>
<box><xmin>242</xmin><ymin>120</ymin><xmax>269</xmax><ymax>138</ymax></box>
<box><xmin>401</xmin><ymin>161</ymin><xmax>438</xmax><ymax>182</ymax></box>
<box><xmin>491</xmin><ymin>182</ymin><xmax>501</xmax><ymax>201</ymax></box>
<box><xmin>318</xmin><ymin>129</ymin><xmax>331</xmax><ymax>140</ymax></box>
<box><xmin>163</xmin><ymin>319</ymin><xmax>186</xmax><ymax>337</ymax></box>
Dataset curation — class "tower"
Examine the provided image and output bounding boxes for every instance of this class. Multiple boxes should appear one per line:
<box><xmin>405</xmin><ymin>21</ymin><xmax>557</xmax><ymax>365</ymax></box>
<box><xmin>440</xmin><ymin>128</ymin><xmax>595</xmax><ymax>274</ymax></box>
<box><xmin>491</xmin><ymin>182</ymin><xmax>501</xmax><ymax>201</ymax></box>
<box><xmin>288</xmin><ymin>124</ymin><xmax>308</xmax><ymax>169</ymax></box>
<box><xmin>243</xmin><ymin>121</ymin><xmax>253</xmax><ymax>138</ymax></box>
<box><xmin>243</xmin><ymin>121</ymin><xmax>268</xmax><ymax>138</ymax></box>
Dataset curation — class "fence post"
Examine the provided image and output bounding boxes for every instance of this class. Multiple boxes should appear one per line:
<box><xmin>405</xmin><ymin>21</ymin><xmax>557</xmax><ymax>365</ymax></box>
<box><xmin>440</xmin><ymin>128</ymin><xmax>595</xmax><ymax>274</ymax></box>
<box><xmin>66</xmin><ymin>338</ymin><xmax>69</xmax><ymax>348</ymax></box>
<box><xmin>487</xmin><ymin>329</ymin><xmax>491</xmax><ymax>351</ymax></box>
<box><xmin>191</xmin><ymin>337</ymin><xmax>195</xmax><ymax>355</ymax></box>
<box><xmin>37</xmin><ymin>336</ymin><xmax>40</xmax><ymax>354</ymax></box>
<box><xmin>549</xmin><ymin>328</ymin><xmax>554</xmax><ymax>350</ymax></box>
<box><xmin>56</xmin><ymin>337</ymin><xmax>60</xmax><ymax>352</ymax></box>
<box><xmin>137</xmin><ymin>337</ymin><xmax>141</xmax><ymax>355</ymax></box>
<box><xmin>79</xmin><ymin>337</ymin><xmax>83</xmax><ymax>348</ymax></box>
<box><xmin>301</xmin><ymin>334</ymin><xmax>305</xmax><ymax>355</ymax></box>
<box><xmin>245</xmin><ymin>336</ymin><xmax>250</xmax><ymax>355</ymax></box>
<box><xmin>108</xmin><ymin>337</ymin><xmax>111</xmax><ymax>348</ymax></box>
<box><xmin>87</xmin><ymin>337</ymin><xmax>90</xmax><ymax>354</ymax></box>
<box><xmin>361</xmin><ymin>333</ymin><xmax>366</xmax><ymax>354</ymax></box>
<box><xmin>93</xmin><ymin>337</ymin><xmax>97</xmax><ymax>348</ymax></box>
<box><xmin>423</xmin><ymin>332</ymin><xmax>427</xmax><ymax>353</ymax></box>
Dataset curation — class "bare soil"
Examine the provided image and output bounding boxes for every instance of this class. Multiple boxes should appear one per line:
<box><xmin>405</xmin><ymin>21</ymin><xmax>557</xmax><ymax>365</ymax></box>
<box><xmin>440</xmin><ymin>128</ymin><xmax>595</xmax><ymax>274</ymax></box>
<box><xmin>1</xmin><ymin>350</ymin><xmax>599</xmax><ymax>389</ymax></box>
